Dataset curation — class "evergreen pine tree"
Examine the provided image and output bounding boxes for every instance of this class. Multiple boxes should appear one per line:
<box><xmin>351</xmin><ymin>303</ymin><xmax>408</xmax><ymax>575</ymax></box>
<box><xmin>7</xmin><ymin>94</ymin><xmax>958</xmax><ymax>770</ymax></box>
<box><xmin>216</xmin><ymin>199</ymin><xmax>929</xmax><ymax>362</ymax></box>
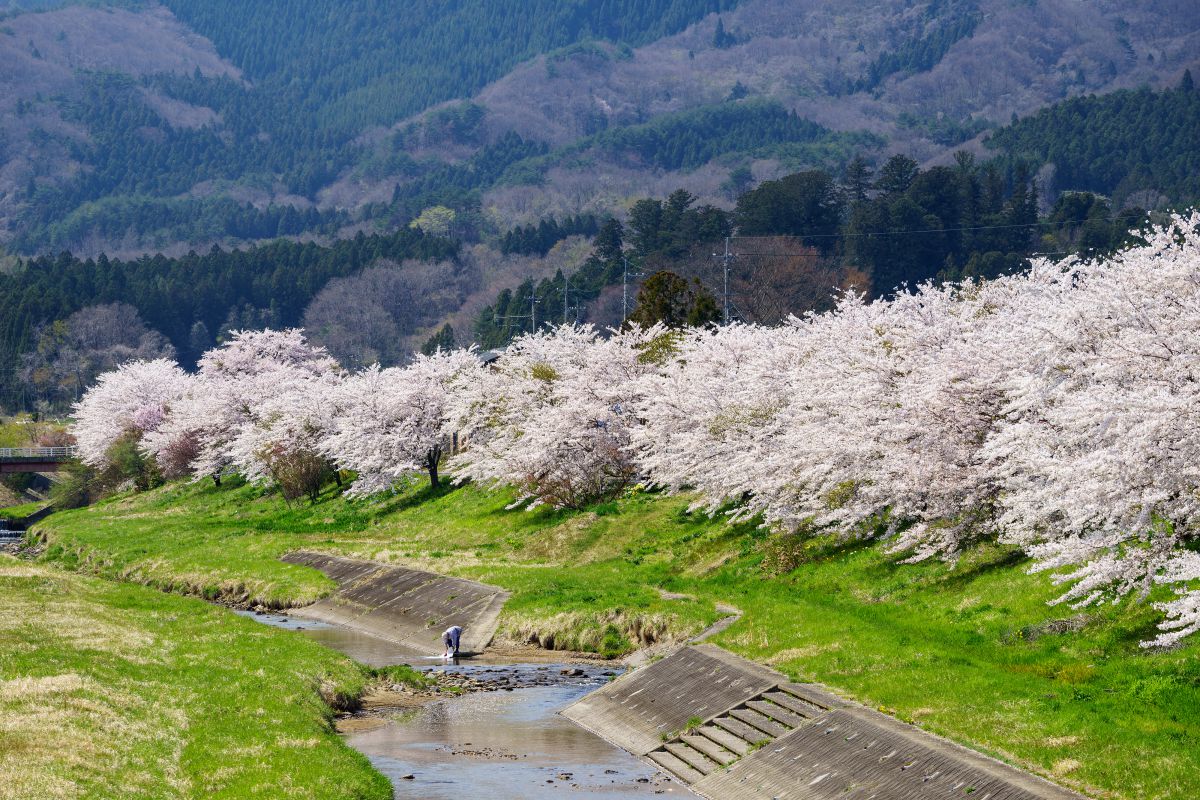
<box><xmin>844</xmin><ymin>156</ymin><xmax>874</xmax><ymax>204</ymax></box>
<box><xmin>421</xmin><ymin>323</ymin><xmax>456</xmax><ymax>355</ymax></box>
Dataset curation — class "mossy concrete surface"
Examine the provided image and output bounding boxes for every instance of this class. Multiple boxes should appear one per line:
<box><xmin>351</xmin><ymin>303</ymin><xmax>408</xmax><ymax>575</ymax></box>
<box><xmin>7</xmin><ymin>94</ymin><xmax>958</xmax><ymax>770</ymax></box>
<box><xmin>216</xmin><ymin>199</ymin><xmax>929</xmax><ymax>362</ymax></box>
<box><xmin>282</xmin><ymin>551</ymin><xmax>508</xmax><ymax>653</ymax></box>
<box><xmin>570</xmin><ymin>645</ymin><xmax>1089</xmax><ymax>799</ymax></box>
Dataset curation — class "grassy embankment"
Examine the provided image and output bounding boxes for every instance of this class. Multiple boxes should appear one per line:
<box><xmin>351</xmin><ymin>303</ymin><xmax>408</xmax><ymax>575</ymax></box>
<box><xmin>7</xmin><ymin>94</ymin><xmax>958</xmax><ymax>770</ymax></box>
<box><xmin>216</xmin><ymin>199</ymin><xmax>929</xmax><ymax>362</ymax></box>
<box><xmin>0</xmin><ymin>417</ymin><xmax>34</xmax><ymax>448</ymax></box>
<box><xmin>33</xmin><ymin>477</ymin><xmax>1200</xmax><ymax>800</ymax></box>
<box><xmin>0</xmin><ymin>500</ymin><xmax>43</xmax><ymax>519</ymax></box>
<box><xmin>0</xmin><ymin>551</ymin><xmax>427</xmax><ymax>800</ymax></box>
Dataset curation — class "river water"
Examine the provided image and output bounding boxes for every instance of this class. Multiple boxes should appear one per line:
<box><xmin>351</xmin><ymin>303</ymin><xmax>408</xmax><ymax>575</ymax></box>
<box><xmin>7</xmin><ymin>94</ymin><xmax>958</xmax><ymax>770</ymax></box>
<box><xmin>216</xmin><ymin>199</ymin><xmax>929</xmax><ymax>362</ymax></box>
<box><xmin>238</xmin><ymin>611</ymin><xmax>692</xmax><ymax>799</ymax></box>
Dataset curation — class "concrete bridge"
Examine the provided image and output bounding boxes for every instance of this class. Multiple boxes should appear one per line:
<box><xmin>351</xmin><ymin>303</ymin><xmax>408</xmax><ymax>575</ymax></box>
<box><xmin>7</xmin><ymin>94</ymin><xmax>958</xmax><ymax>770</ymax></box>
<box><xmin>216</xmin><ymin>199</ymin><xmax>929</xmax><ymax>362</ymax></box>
<box><xmin>0</xmin><ymin>447</ymin><xmax>77</xmax><ymax>473</ymax></box>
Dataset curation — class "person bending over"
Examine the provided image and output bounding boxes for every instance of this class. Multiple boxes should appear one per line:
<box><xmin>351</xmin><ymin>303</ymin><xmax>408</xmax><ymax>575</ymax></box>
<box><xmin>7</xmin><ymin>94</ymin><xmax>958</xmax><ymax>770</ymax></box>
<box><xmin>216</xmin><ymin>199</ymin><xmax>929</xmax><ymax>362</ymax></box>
<box><xmin>442</xmin><ymin>625</ymin><xmax>463</xmax><ymax>658</ymax></box>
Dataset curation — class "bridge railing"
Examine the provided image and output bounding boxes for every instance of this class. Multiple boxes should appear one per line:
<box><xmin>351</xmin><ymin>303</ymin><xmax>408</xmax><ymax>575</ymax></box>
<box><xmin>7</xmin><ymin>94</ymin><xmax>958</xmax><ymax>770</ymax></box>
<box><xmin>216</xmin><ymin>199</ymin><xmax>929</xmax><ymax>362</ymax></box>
<box><xmin>0</xmin><ymin>446</ymin><xmax>78</xmax><ymax>460</ymax></box>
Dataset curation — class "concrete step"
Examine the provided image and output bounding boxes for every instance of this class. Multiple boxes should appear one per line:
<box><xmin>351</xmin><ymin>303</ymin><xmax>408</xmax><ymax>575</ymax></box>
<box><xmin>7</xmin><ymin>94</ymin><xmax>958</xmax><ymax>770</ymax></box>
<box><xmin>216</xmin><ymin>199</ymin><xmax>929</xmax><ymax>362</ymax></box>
<box><xmin>696</xmin><ymin>724</ymin><xmax>752</xmax><ymax>755</ymax></box>
<box><xmin>747</xmin><ymin>699</ymin><xmax>808</xmax><ymax>729</ymax></box>
<box><xmin>647</xmin><ymin>749</ymin><xmax>706</xmax><ymax>784</ymax></box>
<box><xmin>763</xmin><ymin>689</ymin><xmax>824</xmax><ymax>718</ymax></box>
<box><xmin>665</xmin><ymin>742</ymin><xmax>717</xmax><ymax>775</ymax></box>
<box><xmin>713</xmin><ymin>715</ymin><xmax>773</xmax><ymax>745</ymax></box>
<box><xmin>728</xmin><ymin>707</ymin><xmax>790</xmax><ymax>738</ymax></box>
<box><xmin>682</xmin><ymin>734</ymin><xmax>737</xmax><ymax>766</ymax></box>
<box><xmin>778</xmin><ymin>682</ymin><xmax>835</xmax><ymax>709</ymax></box>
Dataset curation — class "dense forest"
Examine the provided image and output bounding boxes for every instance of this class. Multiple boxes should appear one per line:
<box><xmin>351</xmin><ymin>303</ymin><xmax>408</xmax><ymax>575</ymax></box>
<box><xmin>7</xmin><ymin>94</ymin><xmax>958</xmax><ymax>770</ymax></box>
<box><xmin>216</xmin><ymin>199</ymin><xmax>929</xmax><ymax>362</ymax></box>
<box><xmin>471</xmin><ymin>153</ymin><xmax>1149</xmax><ymax>348</ymax></box>
<box><xmin>5</xmin><ymin>0</ymin><xmax>1197</xmax><ymax>256</ymax></box>
<box><xmin>0</xmin><ymin>230</ymin><xmax>456</xmax><ymax>408</ymax></box>
<box><xmin>500</xmin><ymin>215</ymin><xmax>600</xmax><ymax>257</ymax></box>
<box><xmin>160</xmin><ymin>0</ymin><xmax>740</xmax><ymax>136</ymax></box>
<box><xmin>986</xmin><ymin>74</ymin><xmax>1200</xmax><ymax>204</ymax></box>
<box><xmin>850</xmin><ymin>0</ymin><xmax>981</xmax><ymax>93</ymax></box>
<box><xmin>591</xmin><ymin>99</ymin><xmax>879</xmax><ymax>172</ymax></box>
<box><xmin>12</xmin><ymin>0</ymin><xmax>739</xmax><ymax>252</ymax></box>
<box><xmin>373</xmin><ymin>98</ymin><xmax>878</xmax><ymax>227</ymax></box>
<box><xmin>4</xmin><ymin>22</ymin><xmax>1197</xmax><ymax>409</ymax></box>
<box><xmin>0</xmin><ymin>139</ymin><xmax>1158</xmax><ymax>411</ymax></box>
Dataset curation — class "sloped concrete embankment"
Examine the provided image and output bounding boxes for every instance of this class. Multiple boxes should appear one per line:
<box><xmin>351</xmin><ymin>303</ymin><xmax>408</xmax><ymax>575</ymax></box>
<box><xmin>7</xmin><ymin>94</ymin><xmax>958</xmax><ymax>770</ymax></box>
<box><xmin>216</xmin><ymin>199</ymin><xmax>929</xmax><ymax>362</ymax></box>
<box><xmin>564</xmin><ymin>643</ymin><xmax>1091</xmax><ymax>800</ymax></box>
<box><xmin>281</xmin><ymin>551</ymin><xmax>508</xmax><ymax>654</ymax></box>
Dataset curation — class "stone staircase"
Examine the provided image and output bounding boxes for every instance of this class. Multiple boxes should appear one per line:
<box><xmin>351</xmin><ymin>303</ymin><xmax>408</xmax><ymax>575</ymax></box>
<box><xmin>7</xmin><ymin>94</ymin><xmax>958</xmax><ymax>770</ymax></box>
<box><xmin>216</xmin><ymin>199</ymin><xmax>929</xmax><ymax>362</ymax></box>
<box><xmin>645</xmin><ymin>683</ymin><xmax>831</xmax><ymax>784</ymax></box>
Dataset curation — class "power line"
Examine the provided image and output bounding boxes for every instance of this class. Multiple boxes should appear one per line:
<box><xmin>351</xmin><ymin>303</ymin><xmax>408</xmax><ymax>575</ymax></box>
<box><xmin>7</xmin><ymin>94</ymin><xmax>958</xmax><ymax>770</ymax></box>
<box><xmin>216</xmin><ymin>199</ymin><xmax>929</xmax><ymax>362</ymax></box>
<box><xmin>732</xmin><ymin>249</ymin><xmax>1076</xmax><ymax>258</ymax></box>
<box><xmin>730</xmin><ymin>218</ymin><xmax>1085</xmax><ymax>242</ymax></box>
<box><xmin>493</xmin><ymin>282</ymin><xmax>540</xmax><ymax>329</ymax></box>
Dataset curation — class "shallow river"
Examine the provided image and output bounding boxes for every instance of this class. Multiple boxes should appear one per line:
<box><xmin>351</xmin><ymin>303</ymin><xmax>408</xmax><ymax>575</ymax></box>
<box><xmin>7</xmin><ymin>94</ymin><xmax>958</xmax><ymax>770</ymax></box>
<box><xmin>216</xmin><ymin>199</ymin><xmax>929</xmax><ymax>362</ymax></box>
<box><xmin>239</xmin><ymin>611</ymin><xmax>693</xmax><ymax>798</ymax></box>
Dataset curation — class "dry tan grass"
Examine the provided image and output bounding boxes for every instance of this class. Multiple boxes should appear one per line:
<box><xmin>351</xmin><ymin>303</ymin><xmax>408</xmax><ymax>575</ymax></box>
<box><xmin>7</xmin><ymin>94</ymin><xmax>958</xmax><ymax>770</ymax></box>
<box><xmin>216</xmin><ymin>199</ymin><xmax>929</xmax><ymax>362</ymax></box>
<box><xmin>0</xmin><ymin>671</ymin><xmax>186</xmax><ymax>800</ymax></box>
<box><xmin>0</xmin><ymin>560</ymin><xmax>188</xmax><ymax>800</ymax></box>
<box><xmin>499</xmin><ymin>608</ymin><xmax>687</xmax><ymax>653</ymax></box>
<box><xmin>764</xmin><ymin>642</ymin><xmax>843</xmax><ymax>664</ymax></box>
<box><xmin>1053</xmin><ymin>759</ymin><xmax>1084</xmax><ymax>776</ymax></box>
<box><xmin>1045</xmin><ymin>735</ymin><xmax>1081</xmax><ymax>748</ymax></box>
<box><xmin>519</xmin><ymin>512</ymin><xmax>603</xmax><ymax>562</ymax></box>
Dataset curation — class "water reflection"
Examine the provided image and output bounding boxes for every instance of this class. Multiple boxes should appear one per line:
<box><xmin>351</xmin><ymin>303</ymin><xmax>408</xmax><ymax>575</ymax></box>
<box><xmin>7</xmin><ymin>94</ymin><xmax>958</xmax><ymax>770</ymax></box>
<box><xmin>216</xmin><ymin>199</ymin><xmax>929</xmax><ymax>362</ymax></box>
<box><xmin>236</xmin><ymin>608</ymin><xmax>692</xmax><ymax>798</ymax></box>
<box><xmin>349</xmin><ymin>677</ymin><xmax>685</xmax><ymax>798</ymax></box>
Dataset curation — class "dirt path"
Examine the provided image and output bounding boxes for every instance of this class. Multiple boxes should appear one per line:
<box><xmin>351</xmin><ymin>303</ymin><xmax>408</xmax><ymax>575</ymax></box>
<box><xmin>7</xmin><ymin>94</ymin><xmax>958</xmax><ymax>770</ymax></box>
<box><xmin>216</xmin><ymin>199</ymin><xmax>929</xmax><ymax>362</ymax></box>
<box><xmin>623</xmin><ymin>591</ymin><xmax>742</xmax><ymax>668</ymax></box>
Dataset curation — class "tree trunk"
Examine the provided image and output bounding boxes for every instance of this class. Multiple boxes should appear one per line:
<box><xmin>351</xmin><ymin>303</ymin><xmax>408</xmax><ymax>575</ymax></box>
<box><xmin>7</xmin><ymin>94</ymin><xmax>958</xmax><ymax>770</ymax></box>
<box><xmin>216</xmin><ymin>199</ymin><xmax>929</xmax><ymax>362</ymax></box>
<box><xmin>426</xmin><ymin>446</ymin><xmax>441</xmax><ymax>489</ymax></box>
<box><xmin>212</xmin><ymin>473</ymin><xmax>221</xmax><ymax>487</ymax></box>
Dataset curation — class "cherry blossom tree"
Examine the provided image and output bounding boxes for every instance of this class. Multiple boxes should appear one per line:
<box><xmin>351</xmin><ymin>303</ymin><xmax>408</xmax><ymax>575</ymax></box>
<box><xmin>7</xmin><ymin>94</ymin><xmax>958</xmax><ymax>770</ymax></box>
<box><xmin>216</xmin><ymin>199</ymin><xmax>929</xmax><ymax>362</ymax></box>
<box><xmin>322</xmin><ymin>349</ymin><xmax>480</xmax><ymax>495</ymax></box>
<box><xmin>143</xmin><ymin>329</ymin><xmax>340</xmax><ymax>485</ymax></box>
<box><xmin>71</xmin><ymin>358</ymin><xmax>193</xmax><ymax>468</ymax></box>
<box><xmin>226</xmin><ymin>371</ymin><xmax>344</xmax><ymax>501</ymax></box>
<box><xmin>631</xmin><ymin>320</ymin><xmax>810</xmax><ymax>525</ymax></box>
<box><xmin>68</xmin><ymin>213</ymin><xmax>1200</xmax><ymax>644</ymax></box>
<box><xmin>634</xmin><ymin>213</ymin><xmax>1200</xmax><ymax>644</ymax></box>
<box><xmin>448</xmin><ymin>325</ymin><xmax>666</xmax><ymax>509</ymax></box>
<box><xmin>983</xmin><ymin>214</ymin><xmax>1200</xmax><ymax>644</ymax></box>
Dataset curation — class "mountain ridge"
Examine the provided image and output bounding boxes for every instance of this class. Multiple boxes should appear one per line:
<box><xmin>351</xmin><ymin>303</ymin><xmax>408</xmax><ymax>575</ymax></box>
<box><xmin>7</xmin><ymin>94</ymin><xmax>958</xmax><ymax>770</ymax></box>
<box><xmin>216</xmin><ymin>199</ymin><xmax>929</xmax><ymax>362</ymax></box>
<box><xmin>2</xmin><ymin>0</ymin><xmax>1198</xmax><ymax>256</ymax></box>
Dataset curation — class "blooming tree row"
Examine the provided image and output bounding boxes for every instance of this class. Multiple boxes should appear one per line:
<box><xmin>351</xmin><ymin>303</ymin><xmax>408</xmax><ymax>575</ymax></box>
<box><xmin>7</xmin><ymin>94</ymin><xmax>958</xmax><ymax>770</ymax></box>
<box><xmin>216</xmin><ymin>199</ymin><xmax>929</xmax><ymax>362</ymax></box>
<box><xmin>72</xmin><ymin>215</ymin><xmax>1200</xmax><ymax>645</ymax></box>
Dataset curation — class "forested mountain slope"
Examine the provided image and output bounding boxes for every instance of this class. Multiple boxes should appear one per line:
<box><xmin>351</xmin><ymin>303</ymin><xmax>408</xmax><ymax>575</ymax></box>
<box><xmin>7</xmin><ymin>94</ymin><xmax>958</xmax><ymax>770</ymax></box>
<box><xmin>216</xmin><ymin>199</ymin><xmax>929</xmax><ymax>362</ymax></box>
<box><xmin>2</xmin><ymin>0</ymin><xmax>1198</xmax><ymax>256</ymax></box>
<box><xmin>986</xmin><ymin>77</ymin><xmax>1200</xmax><ymax>207</ymax></box>
<box><xmin>0</xmin><ymin>0</ymin><xmax>735</xmax><ymax>255</ymax></box>
<box><xmin>370</xmin><ymin>0</ymin><xmax>1200</xmax><ymax>228</ymax></box>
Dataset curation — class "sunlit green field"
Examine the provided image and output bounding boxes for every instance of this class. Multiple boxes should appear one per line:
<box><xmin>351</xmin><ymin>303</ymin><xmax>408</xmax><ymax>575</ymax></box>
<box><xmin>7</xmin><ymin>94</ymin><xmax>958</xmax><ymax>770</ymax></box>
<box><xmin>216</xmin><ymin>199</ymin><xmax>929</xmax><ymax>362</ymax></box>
<box><xmin>36</xmin><ymin>477</ymin><xmax>1200</xmax><ymax>799</ymax></box>
<box><xmin>0</xmin><ymin>555</ymin><xmax>391</xmax><ymax>800</ymax></box>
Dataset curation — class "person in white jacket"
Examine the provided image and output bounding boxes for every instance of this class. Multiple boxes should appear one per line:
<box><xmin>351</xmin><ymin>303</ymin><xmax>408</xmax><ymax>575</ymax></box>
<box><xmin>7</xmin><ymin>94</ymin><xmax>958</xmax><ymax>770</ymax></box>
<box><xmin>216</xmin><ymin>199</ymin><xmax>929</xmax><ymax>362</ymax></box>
<box><xmin>441</xmin><ymin>625</ymin><xmax>463</xmax><ymax>658</ymax></box>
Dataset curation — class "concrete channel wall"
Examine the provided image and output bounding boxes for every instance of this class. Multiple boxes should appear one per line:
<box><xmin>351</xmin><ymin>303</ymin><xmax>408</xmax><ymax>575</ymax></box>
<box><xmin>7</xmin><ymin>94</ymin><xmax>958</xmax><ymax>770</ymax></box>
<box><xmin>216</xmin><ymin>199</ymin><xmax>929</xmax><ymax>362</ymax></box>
<box><xmin>564</xmin><ymin>644</ymin><xmax>1091</xmax><ymax>800</ymax></box>
<box><xmin>281</xmin><ymin>551</ymin><xmax>508</xmax><ymax>654</ymax></box>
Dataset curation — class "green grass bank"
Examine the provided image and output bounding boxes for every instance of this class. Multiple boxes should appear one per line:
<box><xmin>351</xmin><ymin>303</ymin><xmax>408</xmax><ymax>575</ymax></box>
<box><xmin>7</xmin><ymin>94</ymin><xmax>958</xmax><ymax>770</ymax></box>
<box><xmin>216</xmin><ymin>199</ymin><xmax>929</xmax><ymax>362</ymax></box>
<box><xmin>0</xmin><ymin>554</ymin><xmax>394</xmax><ymax>800</ymax></box>
<box><xmin>34</xmin><ymin>477</ymin><xmax>1200</xmax><ymax>800</ymax></box>
<box><xmin>0</xmin><ymin>500</ymin><xmax>43</xmax><ymax>519</ymax></box>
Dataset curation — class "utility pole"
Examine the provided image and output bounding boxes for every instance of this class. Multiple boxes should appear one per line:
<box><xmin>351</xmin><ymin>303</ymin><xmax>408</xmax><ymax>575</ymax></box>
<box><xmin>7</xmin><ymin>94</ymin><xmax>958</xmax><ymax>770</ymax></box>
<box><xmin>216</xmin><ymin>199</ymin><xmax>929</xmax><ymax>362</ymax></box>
<box><xmin>622</xmin><ymin>256</ymin><xmax>630</xmax><ymax>322</ymax></box>
<box><xmin>491</xmin><ymin>279</ymin><xmax>540</xmax><ymax>336</ymax></box>
<box><xmin>562</xmin><ymin>273</ymin><xmax>569</xmax><ymax>323</ymax></box>
<box><xmin>713</xmin><ymin>236</ymin><xmax>734</xmax><ymax>325</ymax></box>
<box><xmin>621</xmin><ymin>256</ymin><xmax>643</xmax><ymax>322</ymax></box>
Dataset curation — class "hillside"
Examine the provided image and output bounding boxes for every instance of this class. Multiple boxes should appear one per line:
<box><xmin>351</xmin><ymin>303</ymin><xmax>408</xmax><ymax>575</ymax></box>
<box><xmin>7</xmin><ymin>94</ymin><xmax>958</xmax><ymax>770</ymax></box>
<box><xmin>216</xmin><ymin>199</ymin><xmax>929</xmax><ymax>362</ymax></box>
<box><xmin>354</xmin><ymin>0</ymin><xmax>1200</xmax><ymax>228</ymax></box>
<box><xmin>0</xmin><ymin>0</ymin><xmax>736</xmax><ymax>255</ymax></box>
<box><xmin>1</xmin><ymin>0</ymin><xmax>1197</xmax><ymax>255</ymax></box>
<box><xmin>986</xmin><ymin>77</ymin><xmax>1200</xmax><ymax>206</ymax></box>
<box><xmin>36</xmin><ymin>477</ymin><xmax>1200</xmax><ymax>800</ymax></box>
